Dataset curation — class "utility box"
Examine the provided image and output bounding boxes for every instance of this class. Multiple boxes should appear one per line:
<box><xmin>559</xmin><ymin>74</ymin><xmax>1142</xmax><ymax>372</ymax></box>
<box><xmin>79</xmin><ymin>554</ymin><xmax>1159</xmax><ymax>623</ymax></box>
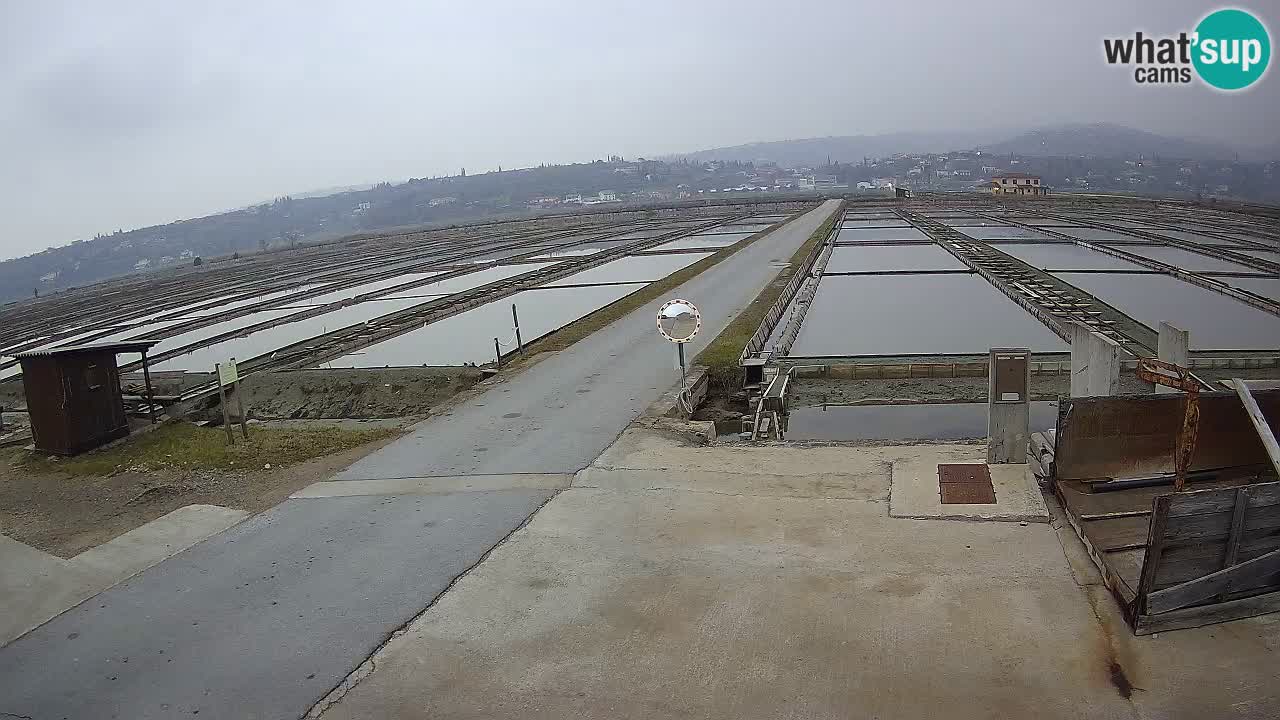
<box><xmin>13</xmin><ymin>341</ymin><xmax>159</xmax><ymax>455</ymax></box>
<box><xmin>988</xmin><ymin>347</ymin><xmax>1031</xmax><ymax>464</ymax></box>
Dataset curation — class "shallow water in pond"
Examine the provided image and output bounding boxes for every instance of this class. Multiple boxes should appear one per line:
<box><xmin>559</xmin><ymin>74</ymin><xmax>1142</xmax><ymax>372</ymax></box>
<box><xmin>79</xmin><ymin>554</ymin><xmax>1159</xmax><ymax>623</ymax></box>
<box><xmin>784</xmin><ymin>401</ymin><xmax>1059</xmax><ymax>441</ymax></box>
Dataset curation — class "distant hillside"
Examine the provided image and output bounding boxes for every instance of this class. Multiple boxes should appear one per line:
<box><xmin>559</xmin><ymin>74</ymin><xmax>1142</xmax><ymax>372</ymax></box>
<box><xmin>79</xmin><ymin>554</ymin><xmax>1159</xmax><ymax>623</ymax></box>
<box><xmin>977</xmin><ymin>123</ymin><xmax>1241</xmax><ymax>161</ymax></box>
<box><xmin>666</xmin><ymin>130</ymin><xmax>1012</xmax><ymax>167</ymax></box>
<box><xmin>0</xmin><ymin>159</ymin><xmax>734</xmax><ymax>303</ymax></box>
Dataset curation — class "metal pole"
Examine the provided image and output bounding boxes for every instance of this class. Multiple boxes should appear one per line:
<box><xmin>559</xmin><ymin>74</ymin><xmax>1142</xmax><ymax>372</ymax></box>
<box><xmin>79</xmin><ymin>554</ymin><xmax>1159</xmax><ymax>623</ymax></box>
<box><xmin>677</xmin><ymin>342</ymin><xmax>687</xmax><ymax>408</ymax></box>
<box><xmin>141</xmin><ymin>348</ymin><xmax>157</xmax><ymax>424</ymax></box>
<box><xmin>512</xmin><ymin>303</ymin><xmax>523</xmax><ymax>355</ymax></box>
<box><xmin>494</xmin><ymin>337</ymin><xmax>502</xmax><ymax>368</ymax></box>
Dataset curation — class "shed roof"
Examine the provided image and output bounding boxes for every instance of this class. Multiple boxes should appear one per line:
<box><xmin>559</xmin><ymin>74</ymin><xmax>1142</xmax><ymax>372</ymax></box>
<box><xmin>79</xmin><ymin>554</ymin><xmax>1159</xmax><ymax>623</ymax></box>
<box><xmin>12</xmin><ymin>340</ymin><xmax>161</xmax><ymax>360</ymax></box>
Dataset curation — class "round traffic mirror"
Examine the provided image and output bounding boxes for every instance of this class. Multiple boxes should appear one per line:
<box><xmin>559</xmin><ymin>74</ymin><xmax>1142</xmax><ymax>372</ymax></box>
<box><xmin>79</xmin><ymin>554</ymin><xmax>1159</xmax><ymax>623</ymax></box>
<box><xmin>657</xmin><ymin>299</ymin><xmax>701</xmax><ymax>343</ymax></box>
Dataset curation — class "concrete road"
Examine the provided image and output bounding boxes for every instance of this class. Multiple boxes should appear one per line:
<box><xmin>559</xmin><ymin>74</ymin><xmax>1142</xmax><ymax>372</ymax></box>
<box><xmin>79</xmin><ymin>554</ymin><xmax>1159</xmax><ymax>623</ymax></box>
<box><xmin>318</xmin><ymin>428</ymin><xmax>1280</xmax><ymax>720</ymax></box>
<box><xmin>0</xmin><ymin>200</ymin><xmax>841</xmax><ymax>720</ymax></box>
<box><xmin>335</xmin><ymin>199</ymin><xmax>841</xmax><ymax>478</ymax></box>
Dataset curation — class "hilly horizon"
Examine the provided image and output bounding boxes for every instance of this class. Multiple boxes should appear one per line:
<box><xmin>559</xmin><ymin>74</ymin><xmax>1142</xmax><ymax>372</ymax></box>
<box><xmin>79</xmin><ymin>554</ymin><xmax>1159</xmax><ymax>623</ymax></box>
<box><xmin>4</xmin><ymin>122</ymin><xmax>1278</xmax><ymax>303</ymax></box>
<box><xmin>668</xmin><ymin>123</ymin><xmax>1278</xmax><ymax>166</ymax></box>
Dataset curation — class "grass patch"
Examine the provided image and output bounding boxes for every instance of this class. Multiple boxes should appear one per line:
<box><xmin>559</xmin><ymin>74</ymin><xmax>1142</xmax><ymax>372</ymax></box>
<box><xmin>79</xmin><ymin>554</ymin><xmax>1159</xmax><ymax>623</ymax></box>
<box><xmin>517</xmin><ymin>213</ymin><xmax>799</xmax><ymax>357</ymax></box>
<box><xmin>19</xmin><ymin>421</ymin><xmax>398</xmax><ymax>477</ymax></box>
<box><xmin>694</xmin><ymin>205</ymin><xmax>842</xmax><ymax>379</ymax></box>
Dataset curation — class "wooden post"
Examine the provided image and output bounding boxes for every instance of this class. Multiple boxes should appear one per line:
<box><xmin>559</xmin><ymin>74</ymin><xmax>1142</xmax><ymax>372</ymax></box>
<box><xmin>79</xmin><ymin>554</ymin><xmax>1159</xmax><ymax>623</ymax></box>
<box><xmin>233</xmin><ymin>383</ymin><xmax>249</xmax><ymax>440</ymax></box>
<box><xmin>215</xmin><ymin>363</ymin><xmax>234</xmax><ymax>445</ymax></box>
<box><xmin>140</xmin><ymin>348</ymin><xmax>158</xmax><ymax>424</ymax></box>
<box><xmin>230</xmin><ymin>358</ymin><xmax>248</xmax><ymax>440</ymax></box>
<box><xmin>512</xmin><ymin>303</ymin><xmax>523</xmax><ymax>355</ymax></box>
<box><xmin>1232</xmin><ymin>378</ymin><xmax>1280</xmax><ymax>478</ymax></box>
<box><xmin>494</xmin><ymin>337</ymin><xmax>502</xmax><ymax>368</ymax></box>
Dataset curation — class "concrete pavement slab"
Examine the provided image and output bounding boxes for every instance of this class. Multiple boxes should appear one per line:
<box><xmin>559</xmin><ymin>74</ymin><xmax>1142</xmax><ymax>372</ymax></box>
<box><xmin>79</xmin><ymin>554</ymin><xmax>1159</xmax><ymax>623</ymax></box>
<box><xmin>315</xmin><ymin>431</ymin><xmax>1280</xmax><ymax>720</ymax></box>
<box><xmin>0</xmin><ymin>490</ymin><xmax>555</xmax><ymax>720</ymax></box>
<box><xmin>293</xmin><ymin>473</ymin><xmax>574</xmax><ymax>498</ymax></box>
<box><xmin>890</xmin><ymin>453</ymin><xmax>1050</xmax><ymax>522</ymax></box>
<box><xmin>2</xmin><ymin>505</ymin><xmax>248</xmax><ymax>647</ymax></box>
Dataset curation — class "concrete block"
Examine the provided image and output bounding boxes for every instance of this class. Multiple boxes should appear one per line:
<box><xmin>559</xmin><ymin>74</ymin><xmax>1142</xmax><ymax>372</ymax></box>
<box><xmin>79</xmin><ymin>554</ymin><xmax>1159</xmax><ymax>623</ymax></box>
<box><xmin>889</xmin><ymin>456</ymin><xmax>1049</xmax><ymax>523</ymax></box>
<box><xmin>3</xmin><ymin>505</ymin><xmax>247</xmax><ymax>647</ymax></box>
<box><xmin>988</xmin><ymin>348</ymin><xmax>1030</xmax><ymax>464</ymax></box>
<box><xmin>69</xmin><ymin>505</ymin><xmax>248</xmax><ymax>577</ymax></box>
<box><xmin>1070</xmin><ymin>324</ymin><xmax>1121</xmax><ymax>397</ymax></box>
<box><xmin>1157</xmin><ymin>322</ymin><xmax>1190</xmax><ymax>394</ymax></box>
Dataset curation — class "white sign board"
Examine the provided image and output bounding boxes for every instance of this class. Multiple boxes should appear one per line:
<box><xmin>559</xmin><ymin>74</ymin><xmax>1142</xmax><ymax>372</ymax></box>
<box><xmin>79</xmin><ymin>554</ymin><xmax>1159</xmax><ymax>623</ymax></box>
<box><xmin>217</xmin><ymin>358</ymin><xmax>239</xmax><ymax>387</ymax></box>
<box><xmin>657</xmin><ymin>299</ymin><xmax>701</xmax><ymax>343</ymax></box>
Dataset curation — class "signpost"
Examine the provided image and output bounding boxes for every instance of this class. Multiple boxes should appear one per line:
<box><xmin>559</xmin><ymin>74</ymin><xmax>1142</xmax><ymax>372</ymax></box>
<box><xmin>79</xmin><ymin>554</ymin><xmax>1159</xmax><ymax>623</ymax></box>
<box><xmin>215</xmin><ymin>358</ymin><xmax>249</xmax><ymax>444</ymax></box>
<box><xmin>657</xmin><ymin>299</ymin><xmax>701</xmax><ymax>412</ymax></box>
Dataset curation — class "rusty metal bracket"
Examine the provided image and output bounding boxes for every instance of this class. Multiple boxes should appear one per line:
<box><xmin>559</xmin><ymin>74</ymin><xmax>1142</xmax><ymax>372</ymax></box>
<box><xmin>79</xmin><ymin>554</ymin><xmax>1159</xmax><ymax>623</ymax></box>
<box><xmin>1136</xmin><ymin>358</ymin><xmax>1201</xmax><ymax>491</ymax></box>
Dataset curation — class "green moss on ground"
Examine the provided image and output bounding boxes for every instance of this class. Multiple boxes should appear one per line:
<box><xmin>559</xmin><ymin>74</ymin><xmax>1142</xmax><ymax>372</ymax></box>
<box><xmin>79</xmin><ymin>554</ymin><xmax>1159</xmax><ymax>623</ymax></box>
<box><xmin>694</xmin><ymin>207</ymin><xmax>842</xmax><ymax>380</ymax></box>
<box><xmin>19</xmin><ymin>421</ymin><xmax>398</xmax><ymax>477</ymax></box>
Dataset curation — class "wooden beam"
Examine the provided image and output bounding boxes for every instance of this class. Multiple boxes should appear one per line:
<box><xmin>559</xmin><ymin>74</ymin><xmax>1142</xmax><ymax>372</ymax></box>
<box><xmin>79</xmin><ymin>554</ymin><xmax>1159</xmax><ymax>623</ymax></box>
<box><xmin>1146</xmin><ymin>546</ymin><xmax>1280</xmax><ymax>614</ymax></box>
<box><xmin>1135</xmin><ymin>588</ymin><xmax>1280</xmax><ymax>635</ymax></box>
<box><xmin>1136</xmin><ymin>495</ymin><xmax>1172</xmax><ymax>614</ymax></box>
<box><xmin>1218</xmin><ymin>487</ymin><xmax>1250</xmax><ymax>602</ymax></box>
<box><xmin>1233</xmin><ymin>378</ymin><xmax>1280</xmax><ymax>479</ymax></box>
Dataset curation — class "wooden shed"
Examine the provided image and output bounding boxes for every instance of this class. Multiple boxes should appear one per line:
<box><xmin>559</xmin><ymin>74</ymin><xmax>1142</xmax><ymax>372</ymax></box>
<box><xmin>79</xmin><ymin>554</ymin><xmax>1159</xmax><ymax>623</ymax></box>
<box><xmin>13</xmin><ymin>341</ymin><xmax>159</xmax><ymax>456</ymax></box>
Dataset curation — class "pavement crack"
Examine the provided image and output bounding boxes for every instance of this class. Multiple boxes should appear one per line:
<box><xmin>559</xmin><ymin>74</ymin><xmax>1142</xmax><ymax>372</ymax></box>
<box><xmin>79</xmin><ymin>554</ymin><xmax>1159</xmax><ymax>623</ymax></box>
<box><xmin>1</xmin><ymin>712</ymin><xmax>34</xmax><ymax>719</ymax></box>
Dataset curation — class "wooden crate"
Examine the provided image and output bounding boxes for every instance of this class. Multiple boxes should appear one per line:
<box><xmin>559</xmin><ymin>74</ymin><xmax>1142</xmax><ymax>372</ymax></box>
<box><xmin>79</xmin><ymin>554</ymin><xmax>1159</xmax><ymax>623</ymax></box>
<box><xmin>1053</xmin><ymin>390</ymin><xmax>1280</xmax><ymax>634</ymax></box>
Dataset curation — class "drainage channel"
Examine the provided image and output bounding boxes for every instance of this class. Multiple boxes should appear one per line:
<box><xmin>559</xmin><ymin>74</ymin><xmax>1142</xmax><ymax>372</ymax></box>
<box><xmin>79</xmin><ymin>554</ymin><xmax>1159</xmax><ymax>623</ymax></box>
<box><xmin>896</xmin><ymin>209</ymin><xmax>1158</xmax><ymax>354</ymax></box>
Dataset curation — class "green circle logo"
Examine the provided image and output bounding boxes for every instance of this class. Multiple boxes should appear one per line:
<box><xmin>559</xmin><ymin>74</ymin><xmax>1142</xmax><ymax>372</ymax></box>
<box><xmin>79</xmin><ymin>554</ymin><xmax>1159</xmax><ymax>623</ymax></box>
<box><xmin>1193</xmin><ymin>8</ymin><xmax>1271</xmax><ymax>90</ymax></box>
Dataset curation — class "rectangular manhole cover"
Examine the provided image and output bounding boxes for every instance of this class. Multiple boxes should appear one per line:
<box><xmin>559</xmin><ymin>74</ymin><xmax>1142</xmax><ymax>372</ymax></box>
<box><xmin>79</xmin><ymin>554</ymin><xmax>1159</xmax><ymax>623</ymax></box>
<box><xmin>938</xmin><ymin>463</ymin><xmax>996</xmax><ymax>504</ymax></box>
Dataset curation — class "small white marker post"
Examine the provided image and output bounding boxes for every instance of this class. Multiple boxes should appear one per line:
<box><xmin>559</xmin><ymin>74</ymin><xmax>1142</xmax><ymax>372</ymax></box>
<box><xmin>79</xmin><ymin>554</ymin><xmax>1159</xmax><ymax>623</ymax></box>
<box><xmin>657</xmin><ymin>299</ymin><xmax>701</xmax><ymax>413</ymax></box>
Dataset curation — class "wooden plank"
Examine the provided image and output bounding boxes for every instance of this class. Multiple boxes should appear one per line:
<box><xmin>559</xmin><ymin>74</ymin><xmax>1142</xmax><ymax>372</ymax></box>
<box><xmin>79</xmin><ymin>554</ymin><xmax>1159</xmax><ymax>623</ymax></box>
<box><xmin>1221</xmin><ymin>488</ymin><xmax>1253</xmax><ymax>603</ymax></box>
<box><xmin>1145</xmin><ymin>547</ymin><xmax>1280</xmax><ymax>614</ymax></box>
<box><xmin>1135</xmin><ymin>588</ymin><xmax>1280</xmax><ymax>635</ymax></box>
<box><xmin>1102</xmin><ymin>548</ymin><xmax>1145</xmax><ymax>595</ymax></box>
<box><xmin>1054</xmin><ymin>481</ymin><xmax>1138</xmax><ymax>606</ymax></box>
<box><xmin>1223</xmin><ymin>487</ymin><xmax>1250</xmax><ymax>569</ymax></box>
<box><xmin>1056</xmin><ymin>391</ymin><xmax>1280</xmax><ymax>481</ymax></box>
<box><xmin>1166</xmin><ymin>480</ymin><xmax>1280</xmax><ymax>517</ymax></box>
<box><xmin>1079</xmin><ymin>515</ymin><xmax>1153</xmax><ymax>551</ymax></box>
<box><xmin>1164</xmin><ymin>504</ymin><xmax>1280</xmax><ymax>543</ymax></box>
<box><xmin>1152</xmin><ymin>529</ymin><xmax>1280</xmax><ymax>590</ymax></box>
<box><xmin>1233</xmin><ymin>378</ymin><xmax>1280</xmax><ymax>479</ymax></box>
<box><xmin>1136</xmin><ymin>495</ymin><xmax>1172</xmax><ymax>613</ymax></box>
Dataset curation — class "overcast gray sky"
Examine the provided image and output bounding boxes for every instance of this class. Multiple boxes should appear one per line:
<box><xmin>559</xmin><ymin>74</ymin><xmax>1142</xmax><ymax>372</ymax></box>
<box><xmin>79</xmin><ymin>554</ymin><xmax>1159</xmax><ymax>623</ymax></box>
<box><xmin>2</xmin><ymin>0</ymin><xmax>1277</xmax><ymax>260</ymax></box>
